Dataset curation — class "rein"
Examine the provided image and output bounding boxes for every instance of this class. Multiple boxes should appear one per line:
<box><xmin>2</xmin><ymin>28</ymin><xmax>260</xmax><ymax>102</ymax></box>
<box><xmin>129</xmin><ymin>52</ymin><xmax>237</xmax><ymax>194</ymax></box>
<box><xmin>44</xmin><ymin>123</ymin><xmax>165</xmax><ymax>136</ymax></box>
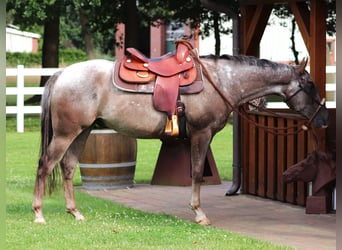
<box><xmin>176</xmin><ymin>40</ymin><xmax>324</xmax><ymax>138</ymax></box>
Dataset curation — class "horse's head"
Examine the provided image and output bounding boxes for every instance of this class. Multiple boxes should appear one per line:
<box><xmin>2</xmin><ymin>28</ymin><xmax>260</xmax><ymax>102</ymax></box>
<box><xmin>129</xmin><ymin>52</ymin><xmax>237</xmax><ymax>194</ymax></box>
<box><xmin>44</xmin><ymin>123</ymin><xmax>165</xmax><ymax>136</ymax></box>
<box><xmin>284</xmin><ymin>59</ymin><xmax>329</xmax><ymax>128</ymax></box>
<box><xmin>283</xmin><ymin>151</ymin><xmax>318</xmax><ymax>183</ymax></box>
<box><xmin>284</xmin><ymin>150</ymin><xmax>336</xmax><ymax>196</ymax></box>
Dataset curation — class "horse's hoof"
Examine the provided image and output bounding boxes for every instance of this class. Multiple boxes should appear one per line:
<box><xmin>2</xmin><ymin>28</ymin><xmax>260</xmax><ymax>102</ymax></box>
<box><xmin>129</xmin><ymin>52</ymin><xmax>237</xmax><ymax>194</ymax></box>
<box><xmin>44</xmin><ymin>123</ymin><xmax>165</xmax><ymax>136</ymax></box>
<box><xmin>75</xmin><ymin>214</ymin><xmax>85</xmax><ymax>221</ymax></box>
<box><xmin>196</xmin><ymin>216</ymin><xmax>211</xmax><ymax>226</ymax></box>
<box><xmin>34</xmin><ymin>217</ymin><xmax>46</xmax><ymax>224</ymax></box>
<box><xmin>68</xmin><ymin>209</ymin><xmax>85</xmax><ymax>221</ymax></box>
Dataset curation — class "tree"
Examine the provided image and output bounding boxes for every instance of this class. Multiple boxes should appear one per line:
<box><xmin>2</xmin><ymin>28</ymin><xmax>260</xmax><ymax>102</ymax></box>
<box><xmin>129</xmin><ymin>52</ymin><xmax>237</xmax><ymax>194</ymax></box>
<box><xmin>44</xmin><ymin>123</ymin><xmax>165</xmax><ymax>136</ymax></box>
<box><xmin>199</xmin><ymin>11</ymin><xmax>231</xmax><ymax>56</ymax></box>
<box><xmin>7</xmin><ymin>0</ymin><xmax>65</xmax><ymax>104</ymax></box>
<box><xmin>7</xmin><ymin>0</ymin><xmax>64</xmax><ymax>70</ymax></box>
<box><xmin>133</xmin><ymin>0</ymin><xmax>232</xmax><ymax>55</ymax></box>
<box><xmin>7</xmin><ymin>0</ymin><xmax>233</xmax><ymax>64</ymax></box>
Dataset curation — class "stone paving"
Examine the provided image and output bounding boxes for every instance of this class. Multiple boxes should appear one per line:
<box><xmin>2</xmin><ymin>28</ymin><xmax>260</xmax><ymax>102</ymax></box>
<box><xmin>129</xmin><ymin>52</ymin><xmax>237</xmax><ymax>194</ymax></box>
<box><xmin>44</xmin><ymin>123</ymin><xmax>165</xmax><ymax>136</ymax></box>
<box><xmin>80</xmin><ymin>181</ymin><xmax>336</xmax><ymax>250</ymax></box>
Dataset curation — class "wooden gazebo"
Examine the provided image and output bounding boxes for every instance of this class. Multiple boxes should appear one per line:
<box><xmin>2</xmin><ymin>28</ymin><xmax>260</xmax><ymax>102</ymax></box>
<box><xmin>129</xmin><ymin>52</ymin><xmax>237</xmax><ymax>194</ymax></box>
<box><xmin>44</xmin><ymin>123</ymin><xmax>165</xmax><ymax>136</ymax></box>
<box><xmin>202</xmin><ymin>0</ymin><xmax>335</xmax><ymax>210</ymax></box>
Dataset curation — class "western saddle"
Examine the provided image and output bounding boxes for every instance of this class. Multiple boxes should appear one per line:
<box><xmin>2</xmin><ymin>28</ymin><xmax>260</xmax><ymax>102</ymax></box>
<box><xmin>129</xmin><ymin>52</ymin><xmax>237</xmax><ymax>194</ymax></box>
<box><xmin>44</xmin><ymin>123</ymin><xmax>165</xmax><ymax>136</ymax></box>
<box><xmin>114</xmin><ymin>40</ymin><xmax>203</xmax><ymax>137</ymax></box>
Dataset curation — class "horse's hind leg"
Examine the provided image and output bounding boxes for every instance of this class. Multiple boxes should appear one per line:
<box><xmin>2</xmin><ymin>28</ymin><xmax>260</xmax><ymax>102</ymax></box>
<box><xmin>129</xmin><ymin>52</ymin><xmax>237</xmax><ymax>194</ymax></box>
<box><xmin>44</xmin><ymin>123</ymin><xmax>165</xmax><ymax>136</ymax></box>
<box><xmin>33</xmin><ymin>136</ymin><xmax>74</xmax><ymax>223</ymax></box>
<box><xmin>60</xmin><ymin>127</ymin><xmax>92</xmax><ymax>221</ymax></box>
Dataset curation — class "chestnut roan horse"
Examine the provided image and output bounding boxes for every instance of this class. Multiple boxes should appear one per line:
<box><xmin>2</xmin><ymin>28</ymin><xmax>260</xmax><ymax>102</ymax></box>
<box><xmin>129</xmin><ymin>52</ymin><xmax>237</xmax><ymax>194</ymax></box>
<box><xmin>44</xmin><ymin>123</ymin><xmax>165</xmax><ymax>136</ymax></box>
<box><xmin>33</xmin><ymin>51</ymin><xmax>329</xmax><ymax>225</ymax></box>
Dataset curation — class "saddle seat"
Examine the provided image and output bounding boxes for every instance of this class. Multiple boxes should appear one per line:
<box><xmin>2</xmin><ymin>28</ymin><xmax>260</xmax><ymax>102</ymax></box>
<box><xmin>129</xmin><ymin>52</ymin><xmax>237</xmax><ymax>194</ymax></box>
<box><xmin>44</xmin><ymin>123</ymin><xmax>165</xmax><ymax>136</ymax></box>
<box><xmin>125</xmin><ymin>44</ymin><xmax>192</xmax><ymax>77</ymax></box>
<box><xmin>114</xmin><ymin>40</ymin><xmax>204</xmax><ymax>136</ymax></box>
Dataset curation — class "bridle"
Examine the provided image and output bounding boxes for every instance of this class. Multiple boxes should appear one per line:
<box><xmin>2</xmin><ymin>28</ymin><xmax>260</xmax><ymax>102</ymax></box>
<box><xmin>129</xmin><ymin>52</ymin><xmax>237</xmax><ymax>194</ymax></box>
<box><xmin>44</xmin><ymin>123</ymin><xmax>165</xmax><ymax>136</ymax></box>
<box><xmin>283</xmin><ymin>80</ymin><xmax>327</xmax><ymax>130</ymax></box>
<box><xmin>178</xmin><ymin>39</ymin><xmax>326</xmax><ymax>136</ymax></box>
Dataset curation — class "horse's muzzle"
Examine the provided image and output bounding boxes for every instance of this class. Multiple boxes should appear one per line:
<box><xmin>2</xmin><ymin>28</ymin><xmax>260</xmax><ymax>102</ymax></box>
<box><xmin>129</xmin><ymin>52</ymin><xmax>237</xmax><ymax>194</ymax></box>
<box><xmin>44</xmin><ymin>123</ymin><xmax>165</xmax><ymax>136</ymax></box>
<box><xmin>313</xmin><ymin>106</ymin><xmax>329</xmax><ymax>128</ymax></box>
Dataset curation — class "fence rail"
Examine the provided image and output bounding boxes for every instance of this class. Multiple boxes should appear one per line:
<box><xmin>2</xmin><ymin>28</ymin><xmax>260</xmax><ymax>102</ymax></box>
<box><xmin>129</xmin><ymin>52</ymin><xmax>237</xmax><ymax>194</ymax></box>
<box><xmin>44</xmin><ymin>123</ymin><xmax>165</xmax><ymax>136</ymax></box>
<box><xmin>6</xmin><ymin>65</ymin><xmax>61</xmax><ymax>132</ymax></box>
<box><xmin>6</xmin><ymin>65</ymin><xmax>336</xmax><ymax>132</ymax></box>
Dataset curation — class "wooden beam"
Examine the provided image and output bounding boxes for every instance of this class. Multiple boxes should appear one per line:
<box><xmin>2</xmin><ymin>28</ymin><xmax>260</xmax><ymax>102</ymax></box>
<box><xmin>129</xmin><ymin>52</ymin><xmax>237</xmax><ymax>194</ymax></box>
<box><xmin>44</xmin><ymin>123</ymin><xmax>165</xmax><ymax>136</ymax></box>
<box><xmin>240</xmin><ymin>4</ymin><xmax>273</xmax><ymax>56</ymax></box>
<box><xmin>309</xmin><ymin>0</ymin><xmax>326</xmax><ymax>97</ymax></box>
<box><xmin>309</xmin><ymin>0</ymin><xmax>327</xmax><ymax>151</ymax></box>
<box><xmin>289</xmin><ymin>1</ymin><xmax>310</xmax><ymax>50</ymax></box>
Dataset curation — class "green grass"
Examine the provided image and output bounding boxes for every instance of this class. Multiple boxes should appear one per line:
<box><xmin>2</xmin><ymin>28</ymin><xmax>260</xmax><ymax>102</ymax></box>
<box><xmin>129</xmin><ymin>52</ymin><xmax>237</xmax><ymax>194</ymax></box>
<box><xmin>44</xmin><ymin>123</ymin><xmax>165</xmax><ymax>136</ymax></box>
<box><xmin>6</xmin><ymin>118</ymin><xmax>292</xmax><ymax>250</ymax></box>
<box><xmin>6</xmin><ymin>116</ymin><xmax>233</xmax><ymax>182</ymax></box>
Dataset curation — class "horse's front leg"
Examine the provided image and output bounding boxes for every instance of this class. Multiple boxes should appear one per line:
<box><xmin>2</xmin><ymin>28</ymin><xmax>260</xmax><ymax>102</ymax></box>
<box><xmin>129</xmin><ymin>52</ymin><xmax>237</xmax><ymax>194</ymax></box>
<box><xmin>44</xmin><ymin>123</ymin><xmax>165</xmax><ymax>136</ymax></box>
<box><xmin>189</xmin><ymin>134</ymin><xmax>211</xmax><ymax>226</ymax></box>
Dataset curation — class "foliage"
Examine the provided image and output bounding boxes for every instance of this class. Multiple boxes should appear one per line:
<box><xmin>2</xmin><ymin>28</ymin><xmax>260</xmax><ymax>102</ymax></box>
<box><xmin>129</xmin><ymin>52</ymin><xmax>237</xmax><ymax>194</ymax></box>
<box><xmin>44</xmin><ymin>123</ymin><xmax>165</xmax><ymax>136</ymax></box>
<box><xmin>59</xmin><ymin>6</ymin><xmax>84</xmax><ymax>49</ymax></box>
<box><xmin>6</xmin><ymin>52</ymin><xmax>42</xmax><ymax>67</ymax></box>
<box><xmin>6</xmin><ymin>0</ymin><xmax>68</xmax><ymax>28</ymax></box>
<box><xmin>58</xmin><ymin>49</ymin><xmax>89</xmax><ymax>65</ymax></box>
<box><xmin>6</xmin><ymin>49</ymin><xmax>89</xmax><ymax>67</ymax></box>
<box><xmin>6</xmin><ymin>0</ymin><xmax>234</xmax><ymax>55</ymax></box>
<box><xmin>7</xmin><ymin>0</ymin><xmax>336</xmax><ymax>55</ymax></box>
<box><xmin>326</xmin><ymin>0</ymin><xmax>336</xmax><ymax>36</ymax></box>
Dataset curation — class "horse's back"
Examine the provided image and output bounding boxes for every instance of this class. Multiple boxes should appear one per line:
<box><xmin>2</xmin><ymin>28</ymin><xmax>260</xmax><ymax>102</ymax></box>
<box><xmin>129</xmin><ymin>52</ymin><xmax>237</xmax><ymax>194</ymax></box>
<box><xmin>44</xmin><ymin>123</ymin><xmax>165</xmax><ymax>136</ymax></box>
<box><xmin>58</xmin><ymin>59</ymin><xmax>113</xmax><ymax>84</ymax></box>
<box><xmin>53</xmin><ymin>59</ymin><xmax>114</xmax><ymax>96</ymax></box>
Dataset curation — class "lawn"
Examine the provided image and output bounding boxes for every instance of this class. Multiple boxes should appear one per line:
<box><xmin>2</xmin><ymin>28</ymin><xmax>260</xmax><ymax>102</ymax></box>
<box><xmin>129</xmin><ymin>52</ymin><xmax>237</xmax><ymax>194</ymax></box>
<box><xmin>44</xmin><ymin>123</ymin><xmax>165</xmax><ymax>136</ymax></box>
<box><xmin>6</xmin><ymin>117</ymin><xmax>292</xmax><ymax>250</ymax></box>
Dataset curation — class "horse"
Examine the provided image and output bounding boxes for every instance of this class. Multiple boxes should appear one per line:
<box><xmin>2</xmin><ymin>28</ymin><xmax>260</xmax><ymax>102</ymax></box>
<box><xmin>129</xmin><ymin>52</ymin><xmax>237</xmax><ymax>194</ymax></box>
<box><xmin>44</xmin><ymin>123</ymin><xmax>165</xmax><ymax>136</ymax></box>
<box><xmin>32</xmin><ymin>51</ymin><xmax>329</xmax><ymax>225</ymax></box>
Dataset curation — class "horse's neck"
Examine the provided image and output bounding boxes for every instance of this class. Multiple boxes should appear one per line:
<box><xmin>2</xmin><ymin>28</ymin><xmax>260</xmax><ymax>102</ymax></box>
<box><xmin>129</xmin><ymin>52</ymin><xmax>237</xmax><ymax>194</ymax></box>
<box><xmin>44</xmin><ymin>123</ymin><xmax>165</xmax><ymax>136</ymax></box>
<box><xmin>213</xmin><ymin>59</ymin><xmax>294</xmax><ymax>106</ymax></box>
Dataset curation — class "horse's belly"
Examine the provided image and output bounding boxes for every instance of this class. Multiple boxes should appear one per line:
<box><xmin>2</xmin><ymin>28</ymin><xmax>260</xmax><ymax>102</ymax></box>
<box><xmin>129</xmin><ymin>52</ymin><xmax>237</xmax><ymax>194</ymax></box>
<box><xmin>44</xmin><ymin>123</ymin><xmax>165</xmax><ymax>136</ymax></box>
<box><xmin>100</xmin><ymin>94</ymin><xmax>167</xmax><ymax>138</ymax></box>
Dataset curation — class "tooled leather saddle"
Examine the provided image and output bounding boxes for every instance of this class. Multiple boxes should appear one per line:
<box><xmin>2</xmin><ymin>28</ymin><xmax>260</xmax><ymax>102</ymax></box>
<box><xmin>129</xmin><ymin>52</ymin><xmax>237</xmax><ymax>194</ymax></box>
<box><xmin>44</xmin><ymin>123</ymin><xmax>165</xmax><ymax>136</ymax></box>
<box><xmin>113</xmin><ymin>40</ymin><xmax>204</xmax><ymax>136</ymax></box>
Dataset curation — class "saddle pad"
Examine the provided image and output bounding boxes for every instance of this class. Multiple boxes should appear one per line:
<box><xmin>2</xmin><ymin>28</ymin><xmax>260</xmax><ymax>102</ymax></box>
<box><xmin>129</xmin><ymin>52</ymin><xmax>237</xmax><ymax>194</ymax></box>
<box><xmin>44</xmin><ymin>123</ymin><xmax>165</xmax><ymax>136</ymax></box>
<box><xmin>113</xmin><ymin>62</ymin><xmax>204</xmax><ymax>94</ymax></box>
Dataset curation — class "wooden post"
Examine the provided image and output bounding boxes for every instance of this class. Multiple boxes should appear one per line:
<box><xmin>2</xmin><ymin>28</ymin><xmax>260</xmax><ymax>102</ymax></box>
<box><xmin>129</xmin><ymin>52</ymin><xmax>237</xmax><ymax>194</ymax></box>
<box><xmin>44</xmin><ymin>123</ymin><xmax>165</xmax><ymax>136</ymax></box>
<box><xmin>115</xmin><ymin>23</ymin><xmax>125</xmax><ymax>60</ymax></box>
<box><xmin>150</xmin><ymin>20</ymin><xmax>166</xmax><ymax>58</ymax></box>
<box><xmin>151</xmin><ymin>138</ymin><xmax>221</xmax><ymax>186</ymax></box>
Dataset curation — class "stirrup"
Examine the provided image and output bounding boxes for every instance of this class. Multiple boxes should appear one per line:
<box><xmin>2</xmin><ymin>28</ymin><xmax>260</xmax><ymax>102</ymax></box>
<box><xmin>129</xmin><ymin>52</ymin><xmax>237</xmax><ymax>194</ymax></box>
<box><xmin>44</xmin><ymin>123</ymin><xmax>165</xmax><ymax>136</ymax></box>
<box><xmin>165</xmin><ymin>115</ymin><xmax>179</xmax><ymax>137</ymax></box>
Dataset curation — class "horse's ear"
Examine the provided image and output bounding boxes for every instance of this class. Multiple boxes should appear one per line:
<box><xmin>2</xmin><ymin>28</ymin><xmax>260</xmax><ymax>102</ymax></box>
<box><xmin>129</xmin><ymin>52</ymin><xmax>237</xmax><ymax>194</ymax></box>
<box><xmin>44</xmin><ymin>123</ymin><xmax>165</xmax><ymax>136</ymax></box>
<box><xmin>296</xmin><ymin>57</ymin><xmax>308</xmax><ymax>74</ymax></box>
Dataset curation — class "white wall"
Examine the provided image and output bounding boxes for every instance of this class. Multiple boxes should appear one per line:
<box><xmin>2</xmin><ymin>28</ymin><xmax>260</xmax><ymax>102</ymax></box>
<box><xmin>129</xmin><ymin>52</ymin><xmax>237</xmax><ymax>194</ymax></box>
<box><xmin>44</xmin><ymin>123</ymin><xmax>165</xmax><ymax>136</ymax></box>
<box><xmin>6</xmin><ymin>27</ymin><xmax>40</xmax><ymax>53</ymax></box>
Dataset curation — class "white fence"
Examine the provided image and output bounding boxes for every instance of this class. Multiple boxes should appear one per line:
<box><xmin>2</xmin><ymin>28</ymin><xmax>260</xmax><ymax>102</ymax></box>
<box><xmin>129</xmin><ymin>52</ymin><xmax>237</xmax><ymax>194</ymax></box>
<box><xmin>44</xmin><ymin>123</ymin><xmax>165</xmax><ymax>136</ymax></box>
<box><xmin>6</xmin><ymin>65</ymin><xmax>61</xmax><ymax>132</ymax></box>
<box><xmin>6</xmin><ymin>65</ymin><xmax>336</xmax><ymax>133</ymax></box>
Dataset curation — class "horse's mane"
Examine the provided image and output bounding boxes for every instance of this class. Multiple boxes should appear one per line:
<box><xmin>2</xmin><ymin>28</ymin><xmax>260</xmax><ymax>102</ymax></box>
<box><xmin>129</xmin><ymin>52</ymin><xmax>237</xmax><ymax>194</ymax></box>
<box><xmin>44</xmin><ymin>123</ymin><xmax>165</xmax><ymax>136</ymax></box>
<box><xmin>200</xmin><ymin>54</ymin><xmax>291</xmax><ymax>70</ymax></box>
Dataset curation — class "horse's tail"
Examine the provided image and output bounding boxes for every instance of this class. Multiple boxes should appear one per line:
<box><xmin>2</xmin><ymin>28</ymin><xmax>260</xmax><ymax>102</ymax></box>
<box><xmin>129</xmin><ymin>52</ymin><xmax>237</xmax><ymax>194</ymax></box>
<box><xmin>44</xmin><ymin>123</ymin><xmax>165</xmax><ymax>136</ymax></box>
<box><xmin>38</xmin><ymin>70</ymin><xmax>63</xmax><ymax>195</ymax></box>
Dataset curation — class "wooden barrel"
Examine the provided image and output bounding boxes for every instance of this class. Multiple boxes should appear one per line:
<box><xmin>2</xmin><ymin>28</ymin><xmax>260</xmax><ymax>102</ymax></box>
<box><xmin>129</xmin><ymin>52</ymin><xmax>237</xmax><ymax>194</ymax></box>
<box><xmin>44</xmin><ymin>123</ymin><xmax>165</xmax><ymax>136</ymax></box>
<box><xmin>79</xmin><ymin>129</ymin><xmax>137</xmax><ymax>190</ymax></box>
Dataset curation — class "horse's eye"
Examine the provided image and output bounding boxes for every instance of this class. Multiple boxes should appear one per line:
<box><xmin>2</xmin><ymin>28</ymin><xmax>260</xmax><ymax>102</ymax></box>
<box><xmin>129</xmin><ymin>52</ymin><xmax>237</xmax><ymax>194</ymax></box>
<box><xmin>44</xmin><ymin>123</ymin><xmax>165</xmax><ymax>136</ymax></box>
<box><xmin>299</xmin><ymin>77</ymin><xmax>306</xmax><ymax>85</ymax></box>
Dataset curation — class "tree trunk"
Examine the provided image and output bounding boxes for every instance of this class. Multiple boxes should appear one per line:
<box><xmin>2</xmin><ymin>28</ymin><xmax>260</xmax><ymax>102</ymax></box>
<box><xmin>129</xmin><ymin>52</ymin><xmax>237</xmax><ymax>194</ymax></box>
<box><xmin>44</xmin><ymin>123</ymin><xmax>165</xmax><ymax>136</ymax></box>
<box><xmin>25</xmin><ymin>17</ymin><xmax>60</xmax><ymax>104</ymax></box>
<box><xmin>79</xmin><ymin>8</ymin><xmax>95</xmax><ymax>59</ymax></box>
<box><xmin>123</xmin><ymin>0</ymin><xmax>149</xmax><ymax>55</ymax></box>
<box><xmin>213</xmin><ymin>11</ymin><xmax>221</xmax><ymax>56</ymax></box>
<box><xmin>124</xmin><ymin>0</ymin><xmax>139</xmax><ymax>51</ymax></box>
<box><xmin>290</xmin><ymin>17</ymin><xmax>299</xmax><ymax>64</ymax></box>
